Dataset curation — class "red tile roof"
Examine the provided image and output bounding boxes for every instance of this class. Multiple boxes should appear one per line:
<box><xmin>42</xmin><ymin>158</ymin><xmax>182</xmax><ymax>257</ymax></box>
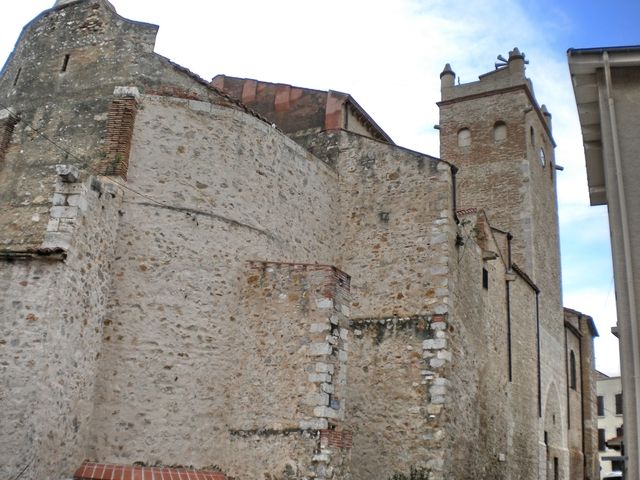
<box><xmin>74</xmin><ymin>462</ymin><xmax>227</xmax><ymax>480</ymax></box>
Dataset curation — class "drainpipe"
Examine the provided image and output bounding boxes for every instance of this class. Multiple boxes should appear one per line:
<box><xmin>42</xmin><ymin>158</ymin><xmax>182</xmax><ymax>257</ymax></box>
<box><xmin>451</xmin><ymin>165</ymin><xmax>459</xmax><ymax>224</ymax></box>
<box><xmin>536</xmin><ymin>292</ymin><xmax>541</xmax><ymax>418</ymax></box>
<box><xmin>603</xmin><ymin>51</ymin><xmax>640</xmax><ymax>472</ymax></box>
<box><xmin>506</xmin><ymin>233</ymin><xmax>514</xmax><ymax>382</ymax></box>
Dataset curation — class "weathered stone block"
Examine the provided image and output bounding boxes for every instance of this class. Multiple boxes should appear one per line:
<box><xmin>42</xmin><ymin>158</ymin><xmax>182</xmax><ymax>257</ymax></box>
<box><xmin>308</xmin><ymin>373</ymin><xmax>332</xmax><ymax>383</ymax></box>
<box><xmin>430</xmin><ymin>358</ymin><xmax>446</xmax><ymax>368</ymax></box>
<box><xmin>50</xmin><ymin>206</ymin><xmax>78</xmax><ymax>219</ymax></box>
<box><xmin>299</xmin><ymin>418</ymin><xmax>329</xmax><ymax>430</ymax></box>
<box><xmin>113</xmin><ymin>86</ymin><xmax>141</xmax><ymax>100</ymax></box>
<box><xmin>423</xmin><ymin>338</ymin><xmax>447</xmax><ymax>350</ymax></box>
<box><xmin>55</xmin><ymin>164</ymin><xmax>80</xmax><ymax>183</ymax></box>
<box><xmin>304</xmin><ymin>392</ymin><xmax>330</xmax><ymax>407</ymax></box>
<box><xmin>313</xmin><ymin>453</ymin><xmax>330</xmax><ymax>463</ymax></box>
<box><xmin>437</xmin><ymin>350</ymin><xmax>452</xmax><ymax>362</ymax></box>
<box><xmin>41</xmin><ymin>231</ymin><xmax>72</xmax><ymax>250</ymax></box>
<box><xmin>320</xmin><ymin>382</ymin><xmax>335</xmax><ymax>394</ymax></box>
<box><xmin>310</xmin><ymin>323</ymin><xmax>330</xmax><ymax>333</ymax></box>
<box><xmin>66</xmin><ymin>195</ymin><xmax>89</xmax><ymax>211</ymax></box>
<box><xmin>313</xmin><ymin>406</ymin><xmax>340</xmax><ymax>419</ymax></box>
<box><xmin>309</xmin><ymin>343</ymin><xmax>332</xmax><ymax>356</ymax></box>
<box><xmin>316</xmin><ymin>298</ymin><xmax>333</xmax><ymax>309</ymax></box>
<box><xmin>315</xmin><ymin>363</ymin><xmax>335</xmax><ymax>374</ymax></box>
<box><xmin>52</xmin><ymin>193</ymin><xmax>67</xmax><ymax>206</ymax></box>
<box><xmin>429</xmin><ymin>385</ymin><xmax>447</xmax><ymax>396</ymax></box>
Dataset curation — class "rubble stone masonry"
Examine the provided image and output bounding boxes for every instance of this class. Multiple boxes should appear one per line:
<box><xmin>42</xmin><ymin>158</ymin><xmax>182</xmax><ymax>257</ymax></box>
<box><xmin>0</xmin><ymin>3</ymin><xmax>599</xmax><ymax>479</ymax></box>
<box><xmin>86</xmin><ymin>93</ymin><xmax>341</xmax><ymax>478</ymax></box>
<box><xmin>0</xmin><ymin>172</ymin><xmax>123</xmax><ymax>479</ymax></box>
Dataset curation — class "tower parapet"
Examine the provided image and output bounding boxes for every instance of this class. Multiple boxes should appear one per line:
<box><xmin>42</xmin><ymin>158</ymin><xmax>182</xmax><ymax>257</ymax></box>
<box><xmin>441</xmin><ymin>47</ymin><xmax>535</xmax><ymax>103</ymax></box>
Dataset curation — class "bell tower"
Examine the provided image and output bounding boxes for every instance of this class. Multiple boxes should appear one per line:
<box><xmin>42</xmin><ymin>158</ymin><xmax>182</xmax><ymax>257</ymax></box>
<box><xmin>438</xmin><ymin>48</ymin><xmax>559</xmax><ymax>290</ymax></box>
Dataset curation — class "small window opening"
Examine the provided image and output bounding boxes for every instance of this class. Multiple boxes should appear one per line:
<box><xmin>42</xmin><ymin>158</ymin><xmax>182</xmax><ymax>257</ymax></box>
<box><xmin>569</xmin><ymin>350</ymin><xmax>577</xmax><ymax>390</ymax></box>
<box><xmin>553</xmin><ymin>457</ymin><xmax>559</xmax><ymax>480</ymax></box>
<box><xmin>493</xmin><ymin>121</ymin><xmax>507</xmax><ymax>142</ymax></box>
<box><xmin>482</xmin><ymin>268</ymin><xmax>489</xmax><ymax>289</ymax></box>
<box><xmin>61</xmin><ymin>54</ymin><xmax>70</xmax><ymax>73</ymax></box>
<box><xmin>597</xmin><ymin>396</ymin><xmax>604</xmax><ymax>416</ymax></box>
<box><xmin>539</xmin><ymin>148</ymin><xmax>546</xmax><ymax>167</ymax></box>
<box><xmin>615</xmin><ymin>393</ymin><xmax>623</xmax><ymax>415</ymax></box>
<box><xmin>598</xmin><ymin>428</ymin><xmax>606</xmax><ymax>451</ymax></box>
<box><xmin>457</xmin><ymin>128</ymin><xmax>471</xmax><ymax>147</ymax></box>
<box><xmin>13</xmin><ymin>67</ymin><xmax>21</xmax><ymax>86</ymax></box>
<box><xmin>530</xmin><ymin>126</ymin><xmax>534</xmax><ymax>146</ymax></box>
<box><xmin>544</xmin><ymin>431</ymin><xmax>548</xmax><ymax>445</ymax></box>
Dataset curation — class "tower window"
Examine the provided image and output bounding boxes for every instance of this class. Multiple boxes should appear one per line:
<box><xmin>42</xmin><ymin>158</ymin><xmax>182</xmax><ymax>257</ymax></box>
<box><xmin>482</xmin><ymin>268</ymin><xmax>489</xmax><ymax>289</ymax></box>
<box><xmin>457</xmin><ymin>128</ymin><xmax>471</xmax><ymax>147</ymax></box>
<box><xmin>493</xmin><ymin>121</ymin><xmax>507</xmax><ymax>142</ymax></box>
<box><xmin>530</xmin><ymin>126</ymin><xmax>534</xmax><ymax>146</ymax></box>
<box><xmin>61</xmin><ymin>54</ymin><xmax>70</xmax><ymax>73</ymax></box>
<box><xmin>539</xmin><ymin>148</ymin><xmax>546</xmax><ymax>167</ymax></box>
<box><xmin>569</xmin><ymin>350</ymin><xmax>577</xmax><ymax>390</ymax></box>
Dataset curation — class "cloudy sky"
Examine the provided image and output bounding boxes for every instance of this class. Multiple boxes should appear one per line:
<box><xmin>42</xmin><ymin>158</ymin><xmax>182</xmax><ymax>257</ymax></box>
<box><xmin>2</xmin><ymin>0</ymin><xmax>638</xmax><ymax>376</ymax></box>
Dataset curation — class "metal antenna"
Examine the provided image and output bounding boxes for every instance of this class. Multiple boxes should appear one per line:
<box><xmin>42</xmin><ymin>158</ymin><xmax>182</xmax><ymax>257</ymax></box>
<box><xmin>495</xmin><ymin>54</ymin><xmax>508</xmax><ymax>69</ymax></box>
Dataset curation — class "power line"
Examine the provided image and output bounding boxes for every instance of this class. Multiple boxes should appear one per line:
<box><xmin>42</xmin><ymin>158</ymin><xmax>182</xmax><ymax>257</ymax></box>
<box><xmin>0</xmin><ymin>101</ymin><xmax>172</xmax><ymax>210</ymax></box>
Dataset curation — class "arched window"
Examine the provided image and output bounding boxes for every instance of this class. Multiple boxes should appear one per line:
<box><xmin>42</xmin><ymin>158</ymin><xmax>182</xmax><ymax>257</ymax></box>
<box><xmin>569</xmin><ymin>350</ymin><xmax>577</xmax><ymax>390</ymax></box>
<box><xmin>494</xmin><ymin>121</ymin><xmax>507</xmax><ymax>142</ymax></box>
<box><xmin>457</xmin><ymin>128</ymin><xmax>471</xmax><ymax>147</ymax></box>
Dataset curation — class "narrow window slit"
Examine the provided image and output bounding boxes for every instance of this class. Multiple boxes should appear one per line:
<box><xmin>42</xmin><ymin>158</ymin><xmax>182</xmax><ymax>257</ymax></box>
<box><xmin>13</xmin><ymin>67</ymin><xmax>21</xmax><ymax>86</ymax></box>
<box><xmin>61</xmin><ymin>54</ymin><xmax>70</xmax><ymax>73</ymax></box>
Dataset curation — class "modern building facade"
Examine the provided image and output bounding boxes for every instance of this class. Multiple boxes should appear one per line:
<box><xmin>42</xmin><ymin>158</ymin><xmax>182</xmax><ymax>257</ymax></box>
<box><xmin>0</xmin><ymin>2</ymin><xmax>599</xmax><ymax>479</ymax></box>
<box><xmin>597</xmin><ymin>372</ymin><xmax>625</xmax><ymax>478</ymax></box>
<box><xmin>569</xmin><ymin>45</ymin><xmax>640</xmax><ymax>480</ymax></box>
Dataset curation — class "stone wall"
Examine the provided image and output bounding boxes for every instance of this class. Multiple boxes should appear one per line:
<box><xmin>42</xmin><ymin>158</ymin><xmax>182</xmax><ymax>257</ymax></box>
<box><xmin>303</xmin><ymin>131</ymin><xmax>457</xmax><ymax>479</ymax></box>
<box><xmin>445</xmin><ymin>211</ymin><xmax>510</xmax><ymax>479</ymax></box>
<box><xmin>440</xmin><ymin>210</ymin><xmax>543</xmax><ymax>480</ymax></box>
<box><xmin>439</xmin><ymin>63</ymin><xmax>570</xmax><ymax>479</ymax></box>
<box><xmin>326</xmin><ymin>131</ymin><xmax>454</xmax><ymax>319</ymax></box>
<box><xmin>507</xmin><ymin>269</ymin><xmax>540</xmax><ymax>480</ymax></box>
<box><xmin>346</xmin><ymin>315</ymin><xmax>450</xmax><ymax>480</ymax></box>
<box><xmin>86</xmin><ymin>94</ymin><xmax>341</xmax><ymax>477</ymax></box>
<box><xmin>228</xmin><ymin>261</ymin><xmax>351</xmax><ymax>480</ymax></box>
<box><xmin>0</xmin><ymin>173</ymin><xmax>122</xmax><ymax>480</ymax></box>
<box><xmin>0</xmin><ymin>0</ymin><xmax>235</xmax><ymax>251</ymax></box>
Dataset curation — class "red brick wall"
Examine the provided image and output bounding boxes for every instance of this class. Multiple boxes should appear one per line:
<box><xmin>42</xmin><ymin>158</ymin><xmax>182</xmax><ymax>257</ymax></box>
<box><xmin>99</xmin><ymin>97</ymin><xmax>138</xmax><ymax>179</ymax></box>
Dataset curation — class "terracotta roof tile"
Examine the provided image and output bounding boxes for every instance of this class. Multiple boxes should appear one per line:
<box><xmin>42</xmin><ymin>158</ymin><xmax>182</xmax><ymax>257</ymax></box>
<box><xmin>74</xmin><ymin>463</ymin><xmax>226</xmax><ymax>480</ymax></box>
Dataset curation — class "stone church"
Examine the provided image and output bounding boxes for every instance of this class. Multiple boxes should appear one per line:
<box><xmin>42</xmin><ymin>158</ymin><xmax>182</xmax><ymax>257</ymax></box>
<box><xmin>0</xmin><ymin>1</ymin><xmax>599</xmax><ymax>479</ymax></box>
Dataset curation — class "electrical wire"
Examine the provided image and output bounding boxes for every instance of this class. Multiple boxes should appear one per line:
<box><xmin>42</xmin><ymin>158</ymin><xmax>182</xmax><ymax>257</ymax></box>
<box><xmin>0</xmin><ymin>100</ymin><xmax>179</xmax><ymax>211</ymax></box>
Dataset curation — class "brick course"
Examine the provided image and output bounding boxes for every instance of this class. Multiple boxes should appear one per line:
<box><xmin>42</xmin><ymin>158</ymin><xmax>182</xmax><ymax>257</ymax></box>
<box><xmin>73</xmin><ymin>463</ymin><xmax>226</xmax><ymax>480</ymax></box>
